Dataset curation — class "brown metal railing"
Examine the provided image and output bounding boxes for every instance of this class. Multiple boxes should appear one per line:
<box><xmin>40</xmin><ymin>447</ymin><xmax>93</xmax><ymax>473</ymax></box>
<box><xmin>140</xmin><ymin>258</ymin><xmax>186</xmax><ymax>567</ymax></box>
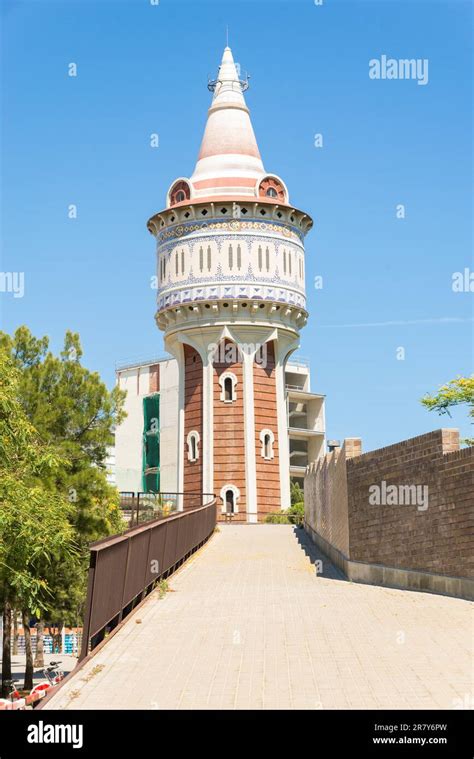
<box><xmin>80</xmin><ymin>497</ymin><xmax>217</xmax><ymax>660</ymax></box>
<box><xmin>119</xmin><ymin>491</ymin><xmax>214</xmax><ymax>527</ymax></box>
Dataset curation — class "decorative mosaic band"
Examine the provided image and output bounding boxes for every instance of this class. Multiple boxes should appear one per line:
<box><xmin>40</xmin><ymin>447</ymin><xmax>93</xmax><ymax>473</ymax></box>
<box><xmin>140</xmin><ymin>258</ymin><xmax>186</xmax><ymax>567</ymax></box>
<box><xmin>157</xmin><ymin>283</ymin><xmax>307</xmax><ymax>312</ymax></box>
<box><xmin>157</xmin><ymin>218</ymin><xmax>305</xmax><ymax>246</ymax></box>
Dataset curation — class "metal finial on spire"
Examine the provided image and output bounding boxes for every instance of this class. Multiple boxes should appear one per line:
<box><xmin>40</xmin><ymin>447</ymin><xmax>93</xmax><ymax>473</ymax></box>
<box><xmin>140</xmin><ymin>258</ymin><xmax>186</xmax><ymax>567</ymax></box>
<box><xmin>207</xmin><ymin>44</ymin><xmax>250</xmax><ymax>93</ymax></box>
<box><xmin>226</xmin><ymin>25</ymin><xmax>229</xmax><ymax>47</ymax></box>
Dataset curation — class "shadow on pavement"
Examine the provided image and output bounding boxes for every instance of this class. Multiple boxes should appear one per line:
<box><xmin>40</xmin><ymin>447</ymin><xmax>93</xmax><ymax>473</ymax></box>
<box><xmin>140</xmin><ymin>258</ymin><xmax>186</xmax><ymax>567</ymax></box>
<box><xmin>293</xmin><ymin>526</ymin><xmax>347</xmax><ymax>581</ymax></box>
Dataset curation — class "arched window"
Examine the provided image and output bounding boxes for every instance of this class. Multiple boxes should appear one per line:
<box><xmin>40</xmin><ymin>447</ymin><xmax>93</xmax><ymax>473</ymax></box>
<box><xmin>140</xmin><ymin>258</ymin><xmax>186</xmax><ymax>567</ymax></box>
<box><xmin>186</xmin><ymin>431</ymin><xmax>200</xmax><ymax>463</ymax></box>
<box><xmin>199</xmin><ymin>246</ymin><xmax>204</xmax><ymax>272</ymax></box>
<box><xmin>258</xmin><ymin>245</ymin><xmax>262</xmax><ymax>271</ymax></box>
<box><xmin>218</xmin><ymin>371</ymin><xmax>237</xmax><ymax>403</ymax></box>
<box><xmin>259</xmin><ymin>429</ymin><xmax>275</xmax><ymax>460</ymax></box>
<box><xmin>237</xmin><ymin>244</ymin><xmax>242</xmax><ymax>270</ymax></box>
<box><xmin>258</xmin><ymin>176</ymin><xmax>286</xmax><ymax>202</ymax></box>
<box><xmin>169</xmin><ymin>180</ymin><xmax>191</xmax><ymax>207</ymax></box>
<box><xmin>228</xmin><ymin>245</ymin><xmax>233</xmax><ymax>270</ymax></box>
<box><xmin>181</xmin><ymin>248</ymin><xmax>185</xmax><ymax>274</ymax></box>
<box><xmin>207</xmin><ymin>245</ymin><xmax>212</xmax><ymax>271</ymax></box>
<box><xmin>175</xmin><ymin>252</ymin><xmax>178</xmax><ymax>275</ymax></box>
<box><xmin>283</xmin><ymin>249</ymin><xmax>287</xmax><ymax>274</ymax></box>
<box><xmin>220</xmin><ymin>484</ymin><xmax>240</xmax><ymax>514</ymax></box>
<box><xmin>265</xmin><ymin>246</ymin><xmax>270</xmax><ymax>271</ymax></box>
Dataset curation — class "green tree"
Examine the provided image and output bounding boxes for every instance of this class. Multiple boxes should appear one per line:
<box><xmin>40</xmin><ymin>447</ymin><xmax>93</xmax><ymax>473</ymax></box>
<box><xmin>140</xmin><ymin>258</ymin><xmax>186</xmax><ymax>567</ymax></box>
<box><xmin>0</xmin><ymin>350</ymin><xmax>77</xmax><ymax>694</ymax></box>
<box><xmin>421</xmin><ymin>375</ymin><xmax>474</xmax><ymax>446</ymax></box>
<box><xmin>290</xmin><ymin>481</ymin><xmax>304</xmax><ymax>507</ymax></box>
<box><xmin>0</xmin><ymin>327</ymin><xmax>127</xmax><ymax>676</ymax></box>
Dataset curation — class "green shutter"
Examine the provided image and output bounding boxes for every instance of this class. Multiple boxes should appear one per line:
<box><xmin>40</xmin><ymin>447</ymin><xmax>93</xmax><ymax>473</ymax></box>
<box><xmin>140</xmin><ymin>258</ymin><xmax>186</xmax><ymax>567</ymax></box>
<box><xmin>142</xmin><ymin>394</ymin><xmax>160</xmax><ymax>492</ymax></box>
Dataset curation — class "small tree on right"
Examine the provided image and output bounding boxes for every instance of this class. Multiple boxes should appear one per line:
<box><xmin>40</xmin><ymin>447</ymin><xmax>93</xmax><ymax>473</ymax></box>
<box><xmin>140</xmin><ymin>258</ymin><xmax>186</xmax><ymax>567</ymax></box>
<box><xmin>421</xmin><ymin>375</ymin><xmax>474</xmax><ymax>446</ymax></box>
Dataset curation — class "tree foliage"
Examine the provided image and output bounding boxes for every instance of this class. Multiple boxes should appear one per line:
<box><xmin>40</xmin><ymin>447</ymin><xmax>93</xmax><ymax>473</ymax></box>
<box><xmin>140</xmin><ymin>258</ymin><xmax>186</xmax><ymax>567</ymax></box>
<box><xmin>421</xmin><ymin>375</ymin><xmax>474</xmax><ymax>446</ymax></box>
<box><xmin>290</xmin><ymin>481</ymin><xmax>304</xmax><ymax>507</ymax></box>
<box><xmin>0</xmin><ymin>349</ymin><xmax>76</xmax><ymax>616</ymax></box>
<box><xmin>0</xmin><ymin>326</ymin><xmax>127</xmax><ymax>625</ymax></box>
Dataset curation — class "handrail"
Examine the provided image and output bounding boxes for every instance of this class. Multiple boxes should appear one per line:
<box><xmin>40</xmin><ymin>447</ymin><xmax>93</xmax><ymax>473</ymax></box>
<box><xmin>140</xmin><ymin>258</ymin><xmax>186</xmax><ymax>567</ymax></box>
<box><xmin>80</xmin><ymin>497</ymin><xmax>217</xmax><ymax>660</ymax></box>
<box><xmin>118</xmin><ymin>491</ymin><xmax>215</xmax><ymax>527</ymax></box>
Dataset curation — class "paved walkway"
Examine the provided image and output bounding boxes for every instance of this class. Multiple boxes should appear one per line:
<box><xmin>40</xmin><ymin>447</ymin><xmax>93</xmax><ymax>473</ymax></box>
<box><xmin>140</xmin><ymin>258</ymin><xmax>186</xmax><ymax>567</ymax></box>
<box><xmin>45</xmin><ymin>526</ymin><xmax>472</xmax><ymax>710</ymax></box>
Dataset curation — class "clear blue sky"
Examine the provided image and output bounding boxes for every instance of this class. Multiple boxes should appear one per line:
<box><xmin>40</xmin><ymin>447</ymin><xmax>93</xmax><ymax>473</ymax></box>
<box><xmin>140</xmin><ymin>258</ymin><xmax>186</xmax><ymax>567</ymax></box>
<box><xmin>1</xmin><ymin>0</ymin><xmax>472</xmax><ymax>450</ymax></box>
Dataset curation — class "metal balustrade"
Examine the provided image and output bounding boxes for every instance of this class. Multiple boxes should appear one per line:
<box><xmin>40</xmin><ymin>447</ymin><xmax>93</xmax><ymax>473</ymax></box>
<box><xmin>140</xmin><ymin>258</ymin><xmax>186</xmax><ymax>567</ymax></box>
<box><xmin>119</xmin><ymin>491</ymin><xmax>214</xmax><ymax>527</ymax></box>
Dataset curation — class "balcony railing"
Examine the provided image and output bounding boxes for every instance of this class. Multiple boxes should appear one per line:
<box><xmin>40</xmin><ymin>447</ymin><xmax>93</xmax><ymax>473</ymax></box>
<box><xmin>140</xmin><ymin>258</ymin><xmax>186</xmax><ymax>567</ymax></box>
<box><xmin>119</xmin><ymin>491</ymin><xmax>214</xmax><ymax>527</ymax></box>
<box><xmin>115</xmin><ymin>354</ymin><xmax>173</xmax><ymax>372</ymax></box>
<box><xmin>286</xmin><ymin>355</ymin><xmax>310</xmax><ymax>368</ymax></box>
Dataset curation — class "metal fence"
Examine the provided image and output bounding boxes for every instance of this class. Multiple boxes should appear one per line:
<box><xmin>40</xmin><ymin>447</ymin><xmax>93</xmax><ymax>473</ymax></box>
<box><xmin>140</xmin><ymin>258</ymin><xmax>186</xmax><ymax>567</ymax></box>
<box><xmin>119</xmin><ymin>491</ymin><xmax>214</xmax><ymax>527</ymax></box>
<box><xmin>80</xmin><ymin>497</ymin><xmax>217</xmax><ymax>660</ymax></box>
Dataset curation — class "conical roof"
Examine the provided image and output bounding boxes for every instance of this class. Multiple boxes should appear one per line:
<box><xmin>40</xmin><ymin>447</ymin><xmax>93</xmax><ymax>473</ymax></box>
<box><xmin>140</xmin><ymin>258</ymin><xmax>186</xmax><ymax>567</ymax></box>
<box><xmin>189</xmin><ymin>46</ymin><xmax>266</xmax><ymax>200</ymax></box>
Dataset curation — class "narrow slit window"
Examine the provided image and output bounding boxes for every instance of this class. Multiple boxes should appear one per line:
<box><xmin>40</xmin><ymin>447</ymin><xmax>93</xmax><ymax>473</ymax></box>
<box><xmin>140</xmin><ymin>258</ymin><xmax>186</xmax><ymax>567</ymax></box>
<box><xmin>187</xmin><ymin>431</ymin><xmax>200</xmax><ymax>463</ymax></box>
<box><xmin>260</xmin><ymin>428</ymin><xmax>275</xmax><ymax>460</ymax></box>
<box><xmin>225</xmin><ymin>489</ymin><xmax>234</xmax><ymax>514</ymax></box>
<box><xmin>264</xmin><ymin>434</ymin><xmax>271</xmax><ymax>459</ymax></box>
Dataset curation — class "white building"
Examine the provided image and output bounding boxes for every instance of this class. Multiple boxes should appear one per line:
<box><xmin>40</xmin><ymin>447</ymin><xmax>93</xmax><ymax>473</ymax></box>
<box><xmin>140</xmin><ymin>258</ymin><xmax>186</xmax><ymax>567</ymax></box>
<box><xmin>114</xmin><ymin>45</ymin><xmax>325</xmax><ymax>520</ymax></box>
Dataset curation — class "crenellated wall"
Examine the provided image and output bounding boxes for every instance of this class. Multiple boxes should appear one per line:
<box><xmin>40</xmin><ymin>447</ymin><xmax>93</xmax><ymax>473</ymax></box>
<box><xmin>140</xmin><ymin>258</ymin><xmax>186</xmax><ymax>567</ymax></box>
<box><xmin>304</xmin><ymin>430</ymin><xmax>474</xmax><ymax>598</ymax></box>
<box><xmin>304</xmin><ymin>438</ymin><xmax>361</xmax><ymax>556</ymax></box>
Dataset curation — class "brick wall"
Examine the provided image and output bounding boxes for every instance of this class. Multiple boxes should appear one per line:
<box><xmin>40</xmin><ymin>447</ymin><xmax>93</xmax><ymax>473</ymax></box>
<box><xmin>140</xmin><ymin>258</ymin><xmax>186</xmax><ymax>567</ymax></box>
<box><xmin>305</xmin><ymin>438</ymin><xmax>361</xmax><ymax>556</ymax></box>
<box><xmin>213</xmin><ymin>341</ymin><xmax>246</xmax><ymax>512</ymax></box>
<box><xmin>149</xmin><ymin>364</ymin><xmax>160</xmax><ymax>393</ymax></box>
<box><xmin>253</xmin><ymin>341</ymin><xmax>280</xmax><ymax>517</ymax></box>
<box><xmin>183</xmin><ymin>345</ymin><xmax>203</xmax><ymax>494</ymax></box>
<box><xmin>305</xmin><ymin>429</ymin><xmax>474</xmax><ymax>580</ymax></box>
